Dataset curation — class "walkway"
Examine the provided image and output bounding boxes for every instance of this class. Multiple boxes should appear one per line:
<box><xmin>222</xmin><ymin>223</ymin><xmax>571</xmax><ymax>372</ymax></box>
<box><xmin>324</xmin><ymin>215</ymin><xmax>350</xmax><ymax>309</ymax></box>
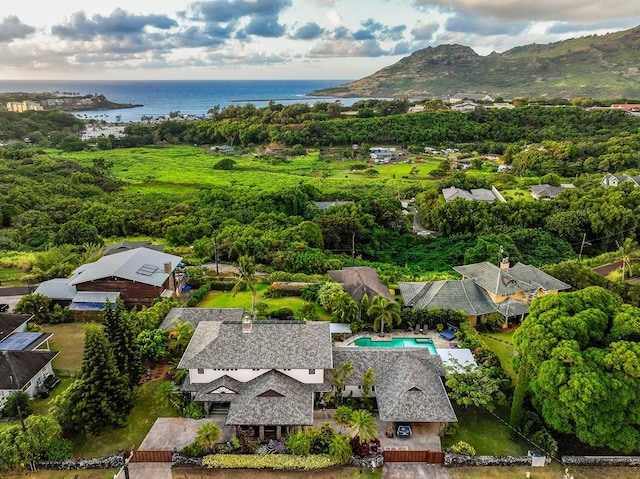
<box><xmin>117</xmin><ymin>462</ymin><xmax>172</xmax><ymax>479</ymax></box>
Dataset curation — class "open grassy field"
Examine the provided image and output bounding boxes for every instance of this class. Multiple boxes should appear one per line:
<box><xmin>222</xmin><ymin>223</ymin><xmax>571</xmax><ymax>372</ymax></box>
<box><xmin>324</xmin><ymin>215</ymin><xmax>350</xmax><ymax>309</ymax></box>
<box><xmin>441</xmin><ymin>405</ymin><xmax>528</xmax><ymax>456</ymax></box>
<box><xmin>198</xmin><ymin>283</ymin><xmax>332</xmax><ymax>321</ymax></box>
<box><xmin>448</xmin><ymin>463</ymin><xmax>640</xmax><ymax>479</ymax></box>
<box><xmin>43</xmin><ymin>322</ymin><xmax>87</xmax><ymax>374</ymax></box>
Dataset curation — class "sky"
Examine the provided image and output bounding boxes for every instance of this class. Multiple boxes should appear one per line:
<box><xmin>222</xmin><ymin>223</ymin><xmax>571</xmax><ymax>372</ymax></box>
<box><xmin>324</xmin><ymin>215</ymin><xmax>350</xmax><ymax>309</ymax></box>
<box><xmin>1</xmin><ymin>0</ymin><xmax>639</xmax><ymax>81</ymax></box>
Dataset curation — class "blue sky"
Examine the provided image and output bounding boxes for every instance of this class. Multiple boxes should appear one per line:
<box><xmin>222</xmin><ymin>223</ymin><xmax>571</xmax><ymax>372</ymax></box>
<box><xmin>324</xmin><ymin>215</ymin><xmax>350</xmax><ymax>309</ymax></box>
<box><xmin>1</xmin><ymin>0</ymin><xmax>638</xmax><ymax>80</ymax></box>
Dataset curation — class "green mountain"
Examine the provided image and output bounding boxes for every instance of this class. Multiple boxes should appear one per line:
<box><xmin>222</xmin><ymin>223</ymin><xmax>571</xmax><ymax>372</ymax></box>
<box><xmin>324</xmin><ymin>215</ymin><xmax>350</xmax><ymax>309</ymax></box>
<box><xmin>311</xmin><ymin>25</ymin><xmax>640</xmax><ymax>99</ymax></box>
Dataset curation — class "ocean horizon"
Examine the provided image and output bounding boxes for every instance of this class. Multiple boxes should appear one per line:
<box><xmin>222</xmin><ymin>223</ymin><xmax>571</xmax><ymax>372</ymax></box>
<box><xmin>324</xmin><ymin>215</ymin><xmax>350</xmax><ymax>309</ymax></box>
<box><xmin>0</xmin><ymin>79</ymin><xmax>369</xmax><ymax>122</ymax></box>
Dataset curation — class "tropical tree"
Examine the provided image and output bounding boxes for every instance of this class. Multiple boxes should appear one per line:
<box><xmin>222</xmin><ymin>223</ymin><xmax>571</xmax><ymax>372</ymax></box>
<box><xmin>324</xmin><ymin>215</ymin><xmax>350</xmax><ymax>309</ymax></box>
<box><xmin>14</xmin><ymin>294</ymin><xmax>51</xmax><ymax>324</ymax></box>
<box><xmin>195</xmin><ymin>422</ymin><xmax>222</xmax><ymax>453</ymax></box>
<box><xmin>348</xmin><ymin>410</ymin><xmax>378</xmax><ymax>444</ymax></box>
<box><xmin>232</xmin><ymin>255</ymin><xmax>258</xmax><ymax>318</ymax></box>
<box><xmin>617</xmin><ymin>237</ymin><xmax>638</xmax><ymax>281</ymax></box>
<box><xmin>367</xmin><ymin>295</ymin><xmax>401</xmax><ymax>335</ymax></box>
<box><xmin>361</xmin><ymin>367</ymin><xmax>375</xmax><ymax>400</ymax></box>
<box><xmin>52</xmin><ymin>323</ymin><xmax>133</xmax><ymax>435</ymax></box>
<box><xmin>2</xmin><ymin>391</ymin><xmax>33</xmax><ymax>420</ymax></box>
<box><xmin>328</xmin><ymin>434</ymin><xmax>353</xmax><ymax>463</ymax></box>
<box><xmin>167</xmin><ymin>319</ymin><xmax>195</xmax><ymax>356</ymax></box>
<box><xmin>332</xmin><ymin>360</ymin><xmax>354</xmax><ymax>406</ymax></box>
<box><xmin>334</xmin><ymin>405</ymin><xmax>354</xmax><ymax>427</ymax></box>
<box><xmin>103</xmin><ymin>299</ymin><xmax>143</xmax><ymax>388</ymax></box>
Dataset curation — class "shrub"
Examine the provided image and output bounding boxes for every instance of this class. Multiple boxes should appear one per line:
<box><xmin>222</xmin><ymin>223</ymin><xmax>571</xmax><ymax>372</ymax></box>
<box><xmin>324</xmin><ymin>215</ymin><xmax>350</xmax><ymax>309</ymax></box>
<box><xmin>270</xmin><ymin>307</ymin><xmax>294</xmax><ymax>320</ymax></box>
<box><xmin>442</xmin><ymin>422</ymin><xmax>460</xmax><ymax>437</ymax></box>
<box><xmin>328</xmin><ymin>434</ymin><xmax>353</xmax><ymax>464</ymax></box>
<box><xmin>195</xmin><ymin>422</ymin><xmax>222</xmax><ymax>453</ymax></box>
<box><xmin>449</xmin><ymin>441</ymin><xmax>476</xmax><ymax>456</ymax></box>
<box><xmin>45</xmin><ymin>439</ymin><xmax>73</xmax><ymax>461</ymax></box>
<box><xmin>530</xmin><ymin>429</ymin><xmax>558</xmax><ymax>458</ymax></box>
<box><xmin>286</xmin><ymin>431</ymin><xmax>311</xmax><ymax>456</ymax></box>
<box><xmin>202</xmin><ymin>454</ymin><xmax>341</xmax><ymax>470</ymax></box>
<box><xmin>182</xmin><ymin>442</ymin><xmax>207</xmax><ymax>457</ymax></box>
<box><xmin>2</xmin><ymin>391</ymin><xmax>34</xmax><ymax>419</ymax></box>
<box><xmin>334</xmin><ymin>405</ymin><xmax>354</xmax><ymax>426</ymax></box>
<box><xmin>184</xmin><ymin>402</ymin><xmax>205</xmax><ymax>419</ymax></box>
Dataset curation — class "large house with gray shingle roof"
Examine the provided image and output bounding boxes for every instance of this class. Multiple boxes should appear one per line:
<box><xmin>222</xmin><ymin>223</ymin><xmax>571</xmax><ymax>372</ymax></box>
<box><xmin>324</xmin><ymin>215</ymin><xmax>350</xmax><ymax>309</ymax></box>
<box><xmin>328</xmin><ymin>266</ymin><xmax>394</xmax><ymax>303</ymax></box>
<box><xmin>400</xmin><ymin>260</ymin><xmax>570</xmax><ymax>326</ymax></box>
<box><xmin>178</xmin><ymin>311</ymin><xmax>457</xmax><ymax>440</ymax></box>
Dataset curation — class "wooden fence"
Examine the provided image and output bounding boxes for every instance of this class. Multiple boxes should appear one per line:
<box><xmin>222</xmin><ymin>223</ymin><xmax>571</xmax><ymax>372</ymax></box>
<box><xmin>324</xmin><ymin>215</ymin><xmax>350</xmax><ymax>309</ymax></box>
<box><xmin>383</xmin><ymin>449</ymin><xmax>444</xmax><ymax>464</ymax></box>
<box><xmin>130</xmin><ymin>450</ymin><xmax>173</xmax><ymax>463</ymax></box>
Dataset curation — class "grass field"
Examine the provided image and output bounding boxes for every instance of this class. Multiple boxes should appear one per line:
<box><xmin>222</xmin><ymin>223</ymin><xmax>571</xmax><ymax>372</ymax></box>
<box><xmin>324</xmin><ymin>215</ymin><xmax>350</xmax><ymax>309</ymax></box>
<box><xmin>0</xmin><ymin>470</ymin><xmax>117</xmax><ymax>479</ymax></box>
<box><xmin>43</xmin><ymin>322</ymin><xmax>87</xmax><ymax>373</ymax></box>
<box><xmin>441</xmin><ymin>405</ymin><xmax>528</xmax><ymax>456</ymax></box>
<box><xmin>448</xmin><ymin>463</ymin><xmax>640</xmax><ymax>479</ymax></box>
<box><xmin>198</xmin><ymin>283</ymin><xmax>332</xmax><ymax>321</ymax></box>
<box><xmin>481</xmin><ymin>330</ymin><xmax>517</xmax><ymax>378</ymax></box>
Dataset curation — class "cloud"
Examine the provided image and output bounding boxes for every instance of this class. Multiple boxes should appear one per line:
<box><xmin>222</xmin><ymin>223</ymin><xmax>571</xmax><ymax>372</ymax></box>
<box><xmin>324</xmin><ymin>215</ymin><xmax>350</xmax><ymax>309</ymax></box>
<box><xmin>174</xmin><ymin>26</ymin><xmax>231</xmax><ymax>48</ymax></box>
<box><xmin>52</xmin><ymin>9</ymin><xmax>177</xmax><ymax>41</ymax></box>
<box><xmin>309</xmin><ymin>39</ymin><xmax>388</xmax><ymax>58</ymax></box>
<box><xmin>445</xmin><ymin>11</ymin><xmax>530</xmax><ymax>36</ymax></box>
<box><xmin>360</xmin><ymin>19</ymin><xmax>406</xmax><ymax>42</ymax></box>
<box><xmin>548</xmin><ymin>18</ymin><xmax>639</xmax><ymax>34</ymax></box>
<box><xmin>0</xmin><ymin>16</ymin><xmax>36</xmax><ymax>43</ymax></box>
<box><xmin>414</xmin><ymin>0</ymin><xmax>640</xmax><ymax>23</ymax></box>
<box><xmin>238</xmin><ymin>14</ymin><xmax>287</xmax><ymax>38</ymax></box>
<box><xmin>189</xmin><ymin>0</ymin><xmax>291</xmax><ymax>23</ymax></box>
<box><xmin>291</xmin><ymin>22</ymin><xmax>325</xmax><ymax>40</ymax></box>
<box><xmin>411</xmin><ymin>21</ymin><xmax>439</xmax><ymax>41</ymax></box>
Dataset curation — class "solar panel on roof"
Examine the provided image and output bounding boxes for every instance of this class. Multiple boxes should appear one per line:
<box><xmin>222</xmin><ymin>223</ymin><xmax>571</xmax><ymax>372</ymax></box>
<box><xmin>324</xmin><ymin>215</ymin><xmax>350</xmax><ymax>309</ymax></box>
<box><xmin>0</xmin><ymin>332</ymin><xmax>43</xmax><ymax>351</ymax></box>
<box><xmin>137</xmin><ymin>264</ymin><xmax>159</xmax><ymax>276</ymax></box>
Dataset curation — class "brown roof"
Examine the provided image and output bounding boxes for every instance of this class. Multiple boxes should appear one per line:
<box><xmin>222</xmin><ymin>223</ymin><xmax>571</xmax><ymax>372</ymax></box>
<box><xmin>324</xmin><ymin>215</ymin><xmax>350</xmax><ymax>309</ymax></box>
<box><xmin>593</xmin><ymin>260</ymin><xmax>625</xmax><ymax>277</ymax></box>
<box><xmin>327</xmin><ymin>267</ymin><xmax>394</xmax><ymax>303</ymax></box>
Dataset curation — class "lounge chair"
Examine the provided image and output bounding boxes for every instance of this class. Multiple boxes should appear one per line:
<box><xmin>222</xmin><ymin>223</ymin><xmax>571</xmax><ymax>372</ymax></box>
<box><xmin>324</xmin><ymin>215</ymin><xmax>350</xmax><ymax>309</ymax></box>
<box><xmin>420</xmin><ymin>324</ymin><xmax>427</xmax><ymax>334</ymax></box>
<box><xmin>414</xmin><ymin>324</ymin><xmax>420</xmax><ymax>334</ymax></box>
<box><xmin>439</xmin><ymin>329</ymin><xmax>456</xmax><ymax>341</ymax></box>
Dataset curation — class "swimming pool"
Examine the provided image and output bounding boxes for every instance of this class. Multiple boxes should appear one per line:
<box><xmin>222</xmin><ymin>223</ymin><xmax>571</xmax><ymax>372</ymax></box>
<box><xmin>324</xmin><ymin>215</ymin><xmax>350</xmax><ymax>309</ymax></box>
<box><xmin>353</xmin><ymin>337</ymin><xmax>437</xmax><ymax>354</ymax></box>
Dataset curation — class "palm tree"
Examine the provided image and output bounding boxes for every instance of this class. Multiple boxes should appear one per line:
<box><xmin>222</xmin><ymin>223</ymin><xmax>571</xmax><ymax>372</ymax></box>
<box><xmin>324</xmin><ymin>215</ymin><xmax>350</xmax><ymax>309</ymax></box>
<box><xmin>617</xmin><ymin>238</ymin><xmax>638</xmax><ymax>281</ymax></box>
<box><xmin>348</xmin><ymin>410</ymin><xmax>378</xmax><ymax>444</ymax></box>
<box><xmin>168</xmin><ymin>319</ymin><xmax>194</xmax><ymax>356</ymax></box>
<box><xmin>195</xmin><ymin>422</ymin><xmax>222</xmax><ymax>452</ymax></box>
<box><xmin>367</xmin><ymin>295</ymin><xmax>401</xmax><ymax>336</ymax></box>
<box><xmin>232</xmin><ymin>255</ymin><xmax>257</xmax><ymax>318</ymax></box>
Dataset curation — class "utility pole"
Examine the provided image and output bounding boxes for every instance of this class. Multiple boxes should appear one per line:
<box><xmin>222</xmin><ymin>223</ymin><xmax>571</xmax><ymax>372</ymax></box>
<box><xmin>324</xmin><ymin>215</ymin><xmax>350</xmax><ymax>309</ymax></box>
<box><xmin>213</xmin><ymin>232</ymin><xmax>219</xmax><ymax>276</ymax></box>
<box><xmin>579</xmin><ymin>233</ymin><xmax>587</xmax><ymax>261</ymax></box>
<box><xmin>352</xmin><ymin>233</ymin><xmax>356</xmax><ymax>266</ymax></box>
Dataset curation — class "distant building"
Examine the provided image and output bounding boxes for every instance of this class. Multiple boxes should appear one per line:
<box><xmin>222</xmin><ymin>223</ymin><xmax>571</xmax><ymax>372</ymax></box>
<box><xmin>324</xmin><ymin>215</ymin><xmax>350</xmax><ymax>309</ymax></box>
<box><xmin>442</xmin><ymin>186</ymin><xmax>506</xmax><ymax>203</ymax></box>
<box><xmin>530</xmin><ymin>183</ymin><xmax>574</xmax><ymax>200</ymax></box>
<box><xmin>449</xmin><ymin>93</ymin><xmax>494</xmax><ymax>104</ymax></box>
<box><xmin>211</xmin><ymin>145</ymin><xmax>235</xmax><ymax>154</ymax></box>
<box><xmin>5</xmin><ymin>101</ymin><xmax>43</xmax><ymax>112</ymax></box>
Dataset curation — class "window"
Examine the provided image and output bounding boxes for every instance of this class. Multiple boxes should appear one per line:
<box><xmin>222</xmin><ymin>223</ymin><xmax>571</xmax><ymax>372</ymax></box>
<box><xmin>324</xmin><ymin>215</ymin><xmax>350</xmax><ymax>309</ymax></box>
<box><xmin>197</xmin><ymin>368</ymin><xmax>204</xmax><ymax>374</ymax></box>
<box><xmin>309</xmin><ymin>369</ymin><xmax>316</xmax><ymax>375</ymax></box>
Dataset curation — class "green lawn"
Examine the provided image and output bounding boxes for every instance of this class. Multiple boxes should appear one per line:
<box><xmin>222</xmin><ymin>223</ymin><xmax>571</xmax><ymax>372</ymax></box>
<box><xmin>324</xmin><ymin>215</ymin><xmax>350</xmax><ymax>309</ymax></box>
<box><xmin>198</xmin><ymin>284</ymin><xmax>332</xmax><ymax>321</ymax></box>
<box><xmin>73</xmin><ymin>379</ymin><xmax>180</xmax><ymax>457</ymax></box>
<box><xmin>43</xmin><ymin>322</ymin><xmax>87</xmax><ymax>374</ymax></box>
<box><xmin>441</xmin><ymin>405</ymin><xmax>528</xmax><ymax>456</ymax></box>
<box><xmin>32</xmin><ymin>377</ymin><xmax>74</xmax><ymax>416</ymax></box>
<box><xmin>0</xmin><ymin>470</ymin><xmax>117</xmax><ymax>479</ymax></box>
<box><xmin>480</xmin><ymin>331</ymin><xmax>517</xmax><ymax>378</ymax></box>
<box><xmin>448</xmin><ymin>463</ymin><xmax>640</xmax><ymax>479</ymax></box>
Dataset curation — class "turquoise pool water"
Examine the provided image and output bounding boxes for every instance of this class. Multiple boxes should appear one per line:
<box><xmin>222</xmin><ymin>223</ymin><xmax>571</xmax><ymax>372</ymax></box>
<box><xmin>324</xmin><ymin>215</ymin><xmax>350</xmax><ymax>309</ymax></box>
<box><xmin>353</xmin><ymin>337</ymin><xmax>437</xmax><ymax>354</ymax></box>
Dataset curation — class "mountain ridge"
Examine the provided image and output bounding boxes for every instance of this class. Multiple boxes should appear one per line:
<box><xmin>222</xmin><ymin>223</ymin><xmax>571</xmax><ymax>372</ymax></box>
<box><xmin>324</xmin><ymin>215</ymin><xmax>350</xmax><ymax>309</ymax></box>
<box><xmin>310</xmin><ymin>25</ymin><xmax>640</xmax><ymax>99</ymax></box>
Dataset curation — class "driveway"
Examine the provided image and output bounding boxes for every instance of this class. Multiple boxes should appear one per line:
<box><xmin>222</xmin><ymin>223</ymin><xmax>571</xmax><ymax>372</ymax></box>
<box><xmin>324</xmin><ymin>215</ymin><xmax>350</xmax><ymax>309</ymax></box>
<box><xmin>139</xmin><ymin>417</ymin><xmax>233</xmax><ymax>451</ymax></box>
<box><xmin>378</xmin><ymin>422</ymin><xmax>442</xmax><ymax>451</ymax></box>
<box><xmin>383</xmin><ymin>464</ymin><xmax>450</xmax><ymax>479</ymax></box>
<box><xmin>117</xmin><ymin>462</ymin><xmax>172</xmax><ymax>479</ymax></box>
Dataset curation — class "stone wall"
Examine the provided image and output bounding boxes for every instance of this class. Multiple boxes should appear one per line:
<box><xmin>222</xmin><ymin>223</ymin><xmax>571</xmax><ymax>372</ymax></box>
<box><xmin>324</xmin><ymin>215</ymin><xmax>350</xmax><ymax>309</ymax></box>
<box><xmin>444</xmin><ymin>453</ymin><xmax>550</xmax><ymax>467</ymax></box>
<box><xmin>562</xmin><ymin>456</ymin><xmax>640</xmax><ymax>466</ymax></box>
<box><xmin>172</xmin><ymin>453</ymin><xmax>203</xmax><ymax>467</ymax></box>
<box><xmin>36</xmin><ymin>455</ymin><xmax>124</xmax><ymax>470</ymax></box>
<box><xmin>351</xmin><ymin>454</ymin><xmax>384</xmax><ymax>468</ymax></box>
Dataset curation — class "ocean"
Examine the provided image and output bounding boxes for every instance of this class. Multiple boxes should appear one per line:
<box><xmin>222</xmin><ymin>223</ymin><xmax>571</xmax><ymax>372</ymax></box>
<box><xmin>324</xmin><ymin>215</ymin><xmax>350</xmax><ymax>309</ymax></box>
<box><xmin>0</xmin><ymin>79</ymin><xmax>366</xmax><ymax>122</ymax></box>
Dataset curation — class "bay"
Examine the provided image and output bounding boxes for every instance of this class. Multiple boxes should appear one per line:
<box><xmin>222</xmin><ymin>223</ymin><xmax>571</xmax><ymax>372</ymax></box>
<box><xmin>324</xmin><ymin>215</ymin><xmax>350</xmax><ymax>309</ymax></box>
<box><xmin>0</xmin><ymin>79</ymin><xmax>368</xmax><ymax>122</ymax></box>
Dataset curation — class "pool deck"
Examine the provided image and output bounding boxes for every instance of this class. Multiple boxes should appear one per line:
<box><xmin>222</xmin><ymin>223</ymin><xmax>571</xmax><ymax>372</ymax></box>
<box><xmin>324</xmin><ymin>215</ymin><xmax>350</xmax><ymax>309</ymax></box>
<box><xmin>337</xmin><ymin>330</ymin><xmax>455</xmax><ymax>350</ymax></box>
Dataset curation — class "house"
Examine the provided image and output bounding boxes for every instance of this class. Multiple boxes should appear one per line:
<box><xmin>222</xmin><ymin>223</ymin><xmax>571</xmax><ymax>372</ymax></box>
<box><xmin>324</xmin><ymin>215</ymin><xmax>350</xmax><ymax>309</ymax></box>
<box><xmin>102</xmin><ymin>241</ymin><xmax>164</xmax><ymax>256</ymax></box>
<box><xmin>314</xmin><ymin>200</ymin><xmax>354</xmax><ymax>210</ymax></box>
<box><xmin>399</xmin><ymin>259</ymin><xmax>570</xmax><ymax>325</ymax></box>
<box><xmin>451</xmin><ymin>102</ymin><xmax>479</xmax><ymax>113</ymax></box>
<box><xmin>178</xmin><ymin>313</ymin><xmax>457</xmax><ymax>440</ymax></box>
<box><xmin>36</xmin><ymin>247</ymin><xmax>185</xmax><ymax>312</ymax></box>
<box><xmin>210</xmin><ymin>145</ymin><xmax>235</xmax><ymax>154</ymax></box>
<box><xmin>529</xmin><ymin>184</ymin><xmax>573</xmax><ymax>200</ymax></box>
<box><xmin>442</xmin><ymin>186</ymin><xmax>506</xmax><ymax>203</ymax></box>
<box><xmin>179</xmin><ymin>319</ymin><xmax>333</xmax><ymax>440</ymax></box>
<box><xmin>611</xmin><ymin>104</ymin><xmax>640</xmax><ymax>112</ymax></box>
<box><xmin>449</xmin><ymin>93</ymin><xmax>494</xmax><ymax>104</ymax></box>
<box><xmin>0</xmin><ymin>313</ymin><xmax>59</xmax><ymax>408</ymax></box>
<box><xmin>327</xmin><ymin>266</ymin><xmax>394</xmax><ymax>303</ymax></box>
<box><xmin>600</xmin><ymin>173</ymin><xmax>640</xmax><ymax>188</ymax></box>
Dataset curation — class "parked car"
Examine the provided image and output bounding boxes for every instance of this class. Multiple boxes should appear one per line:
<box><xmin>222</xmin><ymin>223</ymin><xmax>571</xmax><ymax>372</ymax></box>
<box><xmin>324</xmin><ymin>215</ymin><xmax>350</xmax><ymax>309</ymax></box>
<box><xmin>396</xmin><ymin>423</ymin><xmax>412</xmax><ymax>438</ymax></box>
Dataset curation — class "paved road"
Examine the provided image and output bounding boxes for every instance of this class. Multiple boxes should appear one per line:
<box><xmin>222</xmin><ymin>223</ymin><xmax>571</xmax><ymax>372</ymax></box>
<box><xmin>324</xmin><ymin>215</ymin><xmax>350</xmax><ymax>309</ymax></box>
<box><xmin>117</xmin><ymin>462</ymin><xmax>172</xmax><ymax>479</ymax></box>
<box><xmin>383</xmin><ymin>463</ymin><xmax>451</xmax><ymax>479</ymax></box>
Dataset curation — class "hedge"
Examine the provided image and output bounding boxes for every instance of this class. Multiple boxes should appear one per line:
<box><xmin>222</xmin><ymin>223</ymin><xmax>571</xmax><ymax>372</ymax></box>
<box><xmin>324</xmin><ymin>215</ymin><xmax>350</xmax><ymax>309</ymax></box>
<box><xmin>202</xmin><ymin>454</ymin><xmax>342</xmax><ymax>470</ymax></box>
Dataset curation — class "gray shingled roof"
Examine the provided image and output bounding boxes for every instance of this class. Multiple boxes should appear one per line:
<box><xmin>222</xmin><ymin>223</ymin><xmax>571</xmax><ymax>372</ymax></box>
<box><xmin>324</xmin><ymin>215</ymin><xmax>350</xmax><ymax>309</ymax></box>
<box><xmin>398</xmin><ymin>280</ymin><xmax>498</xmax><ymax>316</ymax></box>
<box><xmin>328</xmin><ymin>266</ymin><xmax>394</xmax><ymax>303</ymax></box>
<box><xmin>496</xmin><ymin>298</ymin><xmax>530</xmax><ymax>318</ymax></box>
<box><xmin>453</xmin><ymin>262</ymin><xmax>535</xmax><ymax>296</ymax></box>
<box><xmin>191</xmin><ymin>376</ymin><xmax>245</xmax><ymax>403</ymax></box>
<box><xmin>332</xmin><ymin>348</ymin><xmax>456</xmax><ymax>423</ymax></box>
<box><xmin>69</xmin><ymin>248</ymin><xmax>182</xmax><ymax>288</ymax></box>
<box><xmin>530</xmin><ymin>184</ymin><xmax>565</xmax><ymax>199</ymax></box>
<box><xmin>442</xmin><ymin>187</ymin><xmax>496</xmax><ymax>202</ymax></box>
<box><xmin>160</xmin><ymin>307</ymin><xmax>245</xmax><ymax>330</ymax></box>
<box><xmin>34</xmin><ymin>278</ymin><xmax>77</xmax><ymax>301</ymax></box>
<box><xmin>0</xmin><ymin>350</ymin><xmax>58</xmax><ymax>390</ymax></box>
<box><xmin>225</xmin><ymin>370</ymin><xmax>315</xmax><ymax>425</ymax></box>
<box><xmin>179</xmin><ymin>320</ymin><xmax>333</xmax><ymax>370</ymax></box>
<box><xmin>103</xmin><ymin>241</ymin><xmax>164</xmax><ymax>256</ymax></box>
<box><xmin>508</xmin><ymin>262</ymin><xmax>571</xmax><ymax>292</ymax></box>
<box><xmin>0</xmin><ymin>313</ymin><xmax>32</xmax><ymax>342</ymax></box>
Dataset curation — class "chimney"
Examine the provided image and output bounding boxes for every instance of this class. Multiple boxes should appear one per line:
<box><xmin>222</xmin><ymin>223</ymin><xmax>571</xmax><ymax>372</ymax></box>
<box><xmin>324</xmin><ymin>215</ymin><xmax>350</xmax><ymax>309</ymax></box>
<box><xmin>500</xmin><ymin>257</ymin><xmax>510</xmax><ymax>270</ymax></box>
<box><xmin>242</xmin><ymin>315</ymin><xmax>253</xmax><ymax>333</ymax></box>
<box><xmin>164</xmin><ymin>262</ymin><xmax>172</xmax><ymax>274</ymax></box>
